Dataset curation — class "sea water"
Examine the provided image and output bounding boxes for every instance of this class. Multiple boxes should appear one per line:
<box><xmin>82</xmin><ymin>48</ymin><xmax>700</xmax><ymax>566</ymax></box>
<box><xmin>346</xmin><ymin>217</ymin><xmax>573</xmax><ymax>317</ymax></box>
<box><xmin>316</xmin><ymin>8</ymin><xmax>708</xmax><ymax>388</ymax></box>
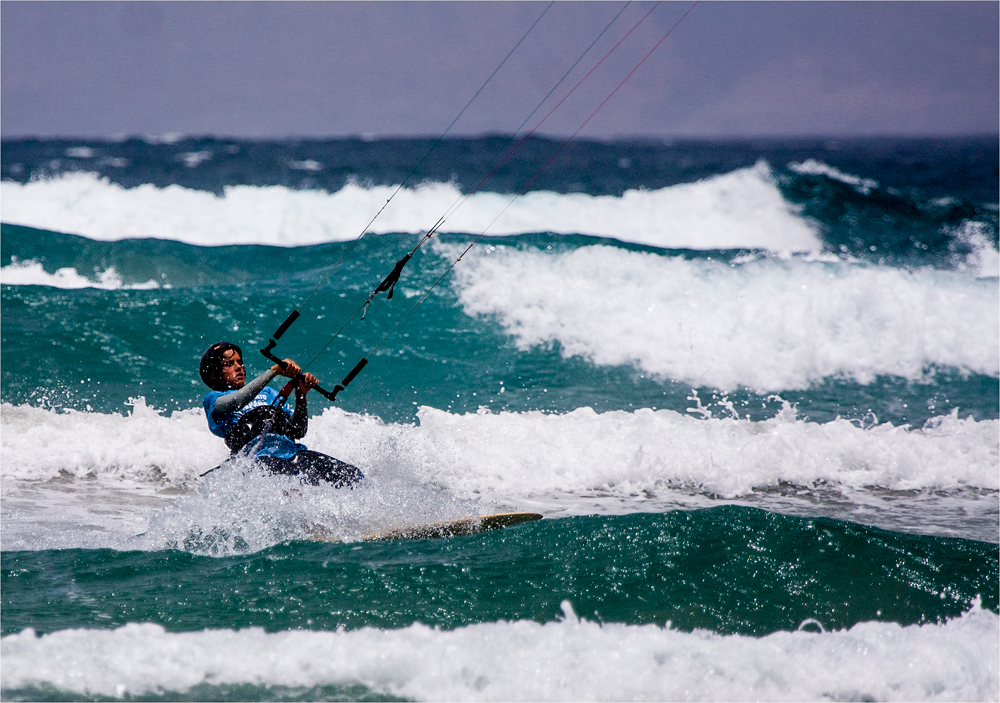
<box><xmin>1</xmin><ymin>136</ymin><xmax>998</xmax><ymax>701</ymax></box>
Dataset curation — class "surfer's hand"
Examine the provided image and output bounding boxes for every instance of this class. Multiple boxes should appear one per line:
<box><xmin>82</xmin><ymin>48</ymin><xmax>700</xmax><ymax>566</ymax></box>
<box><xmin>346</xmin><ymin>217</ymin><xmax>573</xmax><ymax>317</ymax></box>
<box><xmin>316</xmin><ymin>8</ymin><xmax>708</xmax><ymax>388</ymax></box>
<box><xmin>272</xmin><ymin>358</ymin><xmax>301</xmax><ymax>378</ymax></box>
<box><xmin>296</xmin><ymin>372</ymin><xmax>318</xmax><ymax>395</ymax></box>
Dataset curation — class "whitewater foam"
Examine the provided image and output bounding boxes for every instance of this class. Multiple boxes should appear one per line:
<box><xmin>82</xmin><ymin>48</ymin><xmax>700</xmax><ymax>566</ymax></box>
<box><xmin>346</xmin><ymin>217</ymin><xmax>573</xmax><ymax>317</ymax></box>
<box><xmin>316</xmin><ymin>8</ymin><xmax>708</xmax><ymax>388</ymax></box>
<box><xmin>350</xmin><ymin>404</ymin><xmax>1000</xmax><ymax>506</ymax></box>
<box><xmin>3</xmin><ymin>400</ymin><xmax>996</xmax><ymax>498</ymax></box>
<box><xmin>0</xmin><ymin>399</ymin><xmax>225</xmax><ymax>483</ymax></box>
<box><xmin>2</xmin><ymin>603</ymin><xmax>996</xmax><ymax>701</ymax></box>
<box><xmin>3</xmin><ymin>401</ymin><xmax>997</xmax><ymax>549</ymax></box>
<box><xmin>0</xmin><ymin>258</ymin><xmax>163</xmax><ymax>290</ymax></box>
<box><xmin>950</xmin><ymin>220</ymin><xmax>1000</xmax><ymax>279</ymax></box>
<box><xmin>447</xmin><ymin>243</ymin><xmax>1000</xmax><ymax>391</ymax></box>
<box><xmin>0</xmin><ymin>163</ymin><xmax>821</xmax><ymax>251</ymax></box>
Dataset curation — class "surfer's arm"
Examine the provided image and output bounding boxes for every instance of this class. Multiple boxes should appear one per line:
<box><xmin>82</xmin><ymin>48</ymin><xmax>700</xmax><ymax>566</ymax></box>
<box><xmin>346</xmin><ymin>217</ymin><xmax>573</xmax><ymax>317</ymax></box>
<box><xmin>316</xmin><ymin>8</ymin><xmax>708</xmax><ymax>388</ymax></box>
<box><xmin>211</xmin><ymin>368</ymin><xmax>279</xmax><ymax>418</ymax></box>
<box><xmin>285</xmin><ymin>390</ymin><xmax>309</xmax><ymax>439</ymax></box>
<box><xmin>283</xmin><ymin>371</ymin><xmax>317</xmax><ymax>439</ymax></box>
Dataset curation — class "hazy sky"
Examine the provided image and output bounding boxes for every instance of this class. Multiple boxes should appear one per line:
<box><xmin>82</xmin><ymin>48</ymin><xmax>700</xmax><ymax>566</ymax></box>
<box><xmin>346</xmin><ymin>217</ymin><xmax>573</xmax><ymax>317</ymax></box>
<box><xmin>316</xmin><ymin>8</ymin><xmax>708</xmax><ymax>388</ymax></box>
<box><xmin>2</xmin><ymin>1</ymin><xmax>997</xmax><ymax>139</ymax></box>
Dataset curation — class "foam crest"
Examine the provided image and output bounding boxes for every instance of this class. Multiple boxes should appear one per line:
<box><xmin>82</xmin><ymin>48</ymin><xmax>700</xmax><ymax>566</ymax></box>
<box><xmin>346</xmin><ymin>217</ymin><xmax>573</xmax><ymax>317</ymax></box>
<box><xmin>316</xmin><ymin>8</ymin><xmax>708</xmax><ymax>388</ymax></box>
<box><xmin>363</xmin><ymin>405</ymin><xmax>1000</xmax><ymax>499</ymax></box>
<box><xmin>0</xmin><ymin>164</ymin><xmax>821</xmax><ymax>251</ymax></box>
<box><xmin>3</xmin><ymin>604</ymin><xmax>996</xmax><ymax>701</ymax></box>
<box><xmin>0</xmin><ymin>399</ymin><xmax>226</xmax><ymax>482</ymax></box>
<box><xmin>789</xmin><ymin>158</ymin><xmax>880</xmax><ymax>194</ymax></box>
<box><xmin>0</xmin><ymin>258</ymin><xmax>162</xmax><ymax>290</ymax></box>
<box><xmin>448</xmin><ymin>244</ymin><xmax>1000</xmax><ymax>390</ymax></box>
<box><xmin>3</xmin><ymin>402</ymin><xmax>997</xmax><ymax>498</ymax></box>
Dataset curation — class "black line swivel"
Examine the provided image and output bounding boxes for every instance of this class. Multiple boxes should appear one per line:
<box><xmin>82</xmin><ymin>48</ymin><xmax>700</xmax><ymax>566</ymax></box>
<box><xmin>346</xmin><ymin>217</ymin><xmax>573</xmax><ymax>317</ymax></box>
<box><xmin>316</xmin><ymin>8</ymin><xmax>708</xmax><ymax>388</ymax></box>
<box><xmin>361</xmin><ymin>252</ymin><xmax>411</xmax><ymax>320</ymax></box>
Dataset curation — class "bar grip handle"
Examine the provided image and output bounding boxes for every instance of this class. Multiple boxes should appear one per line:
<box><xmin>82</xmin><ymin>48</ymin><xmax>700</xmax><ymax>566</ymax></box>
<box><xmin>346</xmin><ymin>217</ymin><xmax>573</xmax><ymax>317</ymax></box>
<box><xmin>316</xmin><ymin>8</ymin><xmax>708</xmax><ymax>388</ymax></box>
<box><xmin>273</xmin><ymin>310</ymin><xmax>300</xmax><ymax>340</ymax></box>
<box><xmin>261</xmin><ymin>341</ymin><xmax>338</xmax><ymax>401</ymax></box>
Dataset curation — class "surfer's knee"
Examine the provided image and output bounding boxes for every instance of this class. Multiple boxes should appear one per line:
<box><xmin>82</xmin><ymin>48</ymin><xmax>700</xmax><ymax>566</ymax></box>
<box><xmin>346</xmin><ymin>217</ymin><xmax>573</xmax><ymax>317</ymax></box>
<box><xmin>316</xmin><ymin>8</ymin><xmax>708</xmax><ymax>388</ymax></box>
<box><xmin>293</xmin><ymin>450</ymin><xmax>364</xmax><ymax>488</ymax></box>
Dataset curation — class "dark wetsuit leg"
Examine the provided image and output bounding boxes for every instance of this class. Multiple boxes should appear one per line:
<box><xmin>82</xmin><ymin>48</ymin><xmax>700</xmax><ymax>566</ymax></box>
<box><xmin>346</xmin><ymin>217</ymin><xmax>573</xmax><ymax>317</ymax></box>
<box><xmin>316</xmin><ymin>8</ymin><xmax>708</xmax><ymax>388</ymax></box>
<box><xmin>257</xmin><ymin>450</ymin><xmax>364</xmax><ymax>487</ymax></box>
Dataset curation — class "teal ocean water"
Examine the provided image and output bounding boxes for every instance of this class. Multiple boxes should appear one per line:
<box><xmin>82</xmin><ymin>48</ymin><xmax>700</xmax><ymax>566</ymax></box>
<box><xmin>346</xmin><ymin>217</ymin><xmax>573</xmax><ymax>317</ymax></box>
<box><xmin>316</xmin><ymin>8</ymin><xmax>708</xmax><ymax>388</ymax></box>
<box><xmin>2</xmin><ymin>135</ymin><xmax>998</xmax><ymax>701</ymax></box>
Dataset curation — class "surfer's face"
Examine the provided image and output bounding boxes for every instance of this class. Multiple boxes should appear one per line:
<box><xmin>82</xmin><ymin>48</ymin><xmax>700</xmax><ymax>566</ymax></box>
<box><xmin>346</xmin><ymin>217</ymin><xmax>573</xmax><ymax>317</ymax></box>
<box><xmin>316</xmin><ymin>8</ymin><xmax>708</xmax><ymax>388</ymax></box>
<box><xmin>220</xmin><ymin>349</ymin><xmax>245</xmax><ymax>389</ymax></box>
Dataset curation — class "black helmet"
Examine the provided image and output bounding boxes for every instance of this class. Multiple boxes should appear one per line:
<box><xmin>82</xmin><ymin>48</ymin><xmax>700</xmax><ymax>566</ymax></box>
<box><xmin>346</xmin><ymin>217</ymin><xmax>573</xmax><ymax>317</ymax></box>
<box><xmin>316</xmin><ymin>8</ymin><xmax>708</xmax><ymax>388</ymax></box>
<box><xmin>199</xmin><ymin>341</ymin><xmax>243</xmax><ymax>391</ymax></box>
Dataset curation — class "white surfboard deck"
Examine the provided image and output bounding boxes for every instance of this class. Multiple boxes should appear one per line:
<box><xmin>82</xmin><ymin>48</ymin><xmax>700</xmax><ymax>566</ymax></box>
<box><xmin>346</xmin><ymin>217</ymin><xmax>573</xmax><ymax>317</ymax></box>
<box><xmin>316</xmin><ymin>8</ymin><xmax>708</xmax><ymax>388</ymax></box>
<box><xmin>307</xmin><ymin>511</ymin><xmax>543</xmax><ymax>543</ymax></box>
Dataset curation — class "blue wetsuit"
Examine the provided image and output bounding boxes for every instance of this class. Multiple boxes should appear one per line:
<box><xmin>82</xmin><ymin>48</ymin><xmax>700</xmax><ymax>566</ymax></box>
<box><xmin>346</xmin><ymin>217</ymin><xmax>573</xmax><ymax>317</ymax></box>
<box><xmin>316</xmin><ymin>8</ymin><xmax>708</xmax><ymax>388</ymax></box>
<box><xmin>204</xmin><ymin>385</ymin><xmax>306</xmax><ymax>459</ymax></box>
<box><xmin>203</xmin><ymin>372</ymin><xmax>362</xmax><ymax>487</ymax></box>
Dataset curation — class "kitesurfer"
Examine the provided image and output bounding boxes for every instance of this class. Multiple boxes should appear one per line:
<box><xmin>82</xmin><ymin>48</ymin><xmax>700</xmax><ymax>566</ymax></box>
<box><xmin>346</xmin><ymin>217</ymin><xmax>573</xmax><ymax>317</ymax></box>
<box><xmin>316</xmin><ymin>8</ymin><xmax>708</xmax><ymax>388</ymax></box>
<box><xmin>199</xmin><ymin>341</ymin><xmax>363</xmax><ymax>487</ymax></box>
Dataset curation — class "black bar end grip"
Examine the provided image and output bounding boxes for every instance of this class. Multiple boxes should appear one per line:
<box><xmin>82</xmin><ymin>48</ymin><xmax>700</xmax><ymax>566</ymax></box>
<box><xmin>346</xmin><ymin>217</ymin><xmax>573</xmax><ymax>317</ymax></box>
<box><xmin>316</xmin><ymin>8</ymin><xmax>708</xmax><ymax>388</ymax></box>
<box><xmin>273</xmin><ymin>310</ymin><xmax>300</xmax><ymax>340</ymax></box>
<box><xmin>341</xmin><ymin>358</ymin><xmax>368</xmax><ymax>387</ymax></box>
<box><xmin>315</xmin><ymin>384</ymin><xmax>343</xmax><ymax>401</ymax></box>
<box><xmin>317</xmin><ymin>360</ymin><xmax>367</xmax><ymax>402</ymax></box>
<box><xmin>260</xmin><ymin>340</ymin><xmax>288</xmax><ymax>370</ymax></box>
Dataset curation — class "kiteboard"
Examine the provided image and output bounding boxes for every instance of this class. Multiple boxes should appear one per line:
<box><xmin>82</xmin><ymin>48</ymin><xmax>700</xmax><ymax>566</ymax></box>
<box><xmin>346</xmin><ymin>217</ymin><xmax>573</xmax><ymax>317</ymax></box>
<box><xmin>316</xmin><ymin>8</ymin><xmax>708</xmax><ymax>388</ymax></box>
<box><xmin>307</xmin><ymin>511</ymin><xmax>543</xmax><ymax>543</ymax></box>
